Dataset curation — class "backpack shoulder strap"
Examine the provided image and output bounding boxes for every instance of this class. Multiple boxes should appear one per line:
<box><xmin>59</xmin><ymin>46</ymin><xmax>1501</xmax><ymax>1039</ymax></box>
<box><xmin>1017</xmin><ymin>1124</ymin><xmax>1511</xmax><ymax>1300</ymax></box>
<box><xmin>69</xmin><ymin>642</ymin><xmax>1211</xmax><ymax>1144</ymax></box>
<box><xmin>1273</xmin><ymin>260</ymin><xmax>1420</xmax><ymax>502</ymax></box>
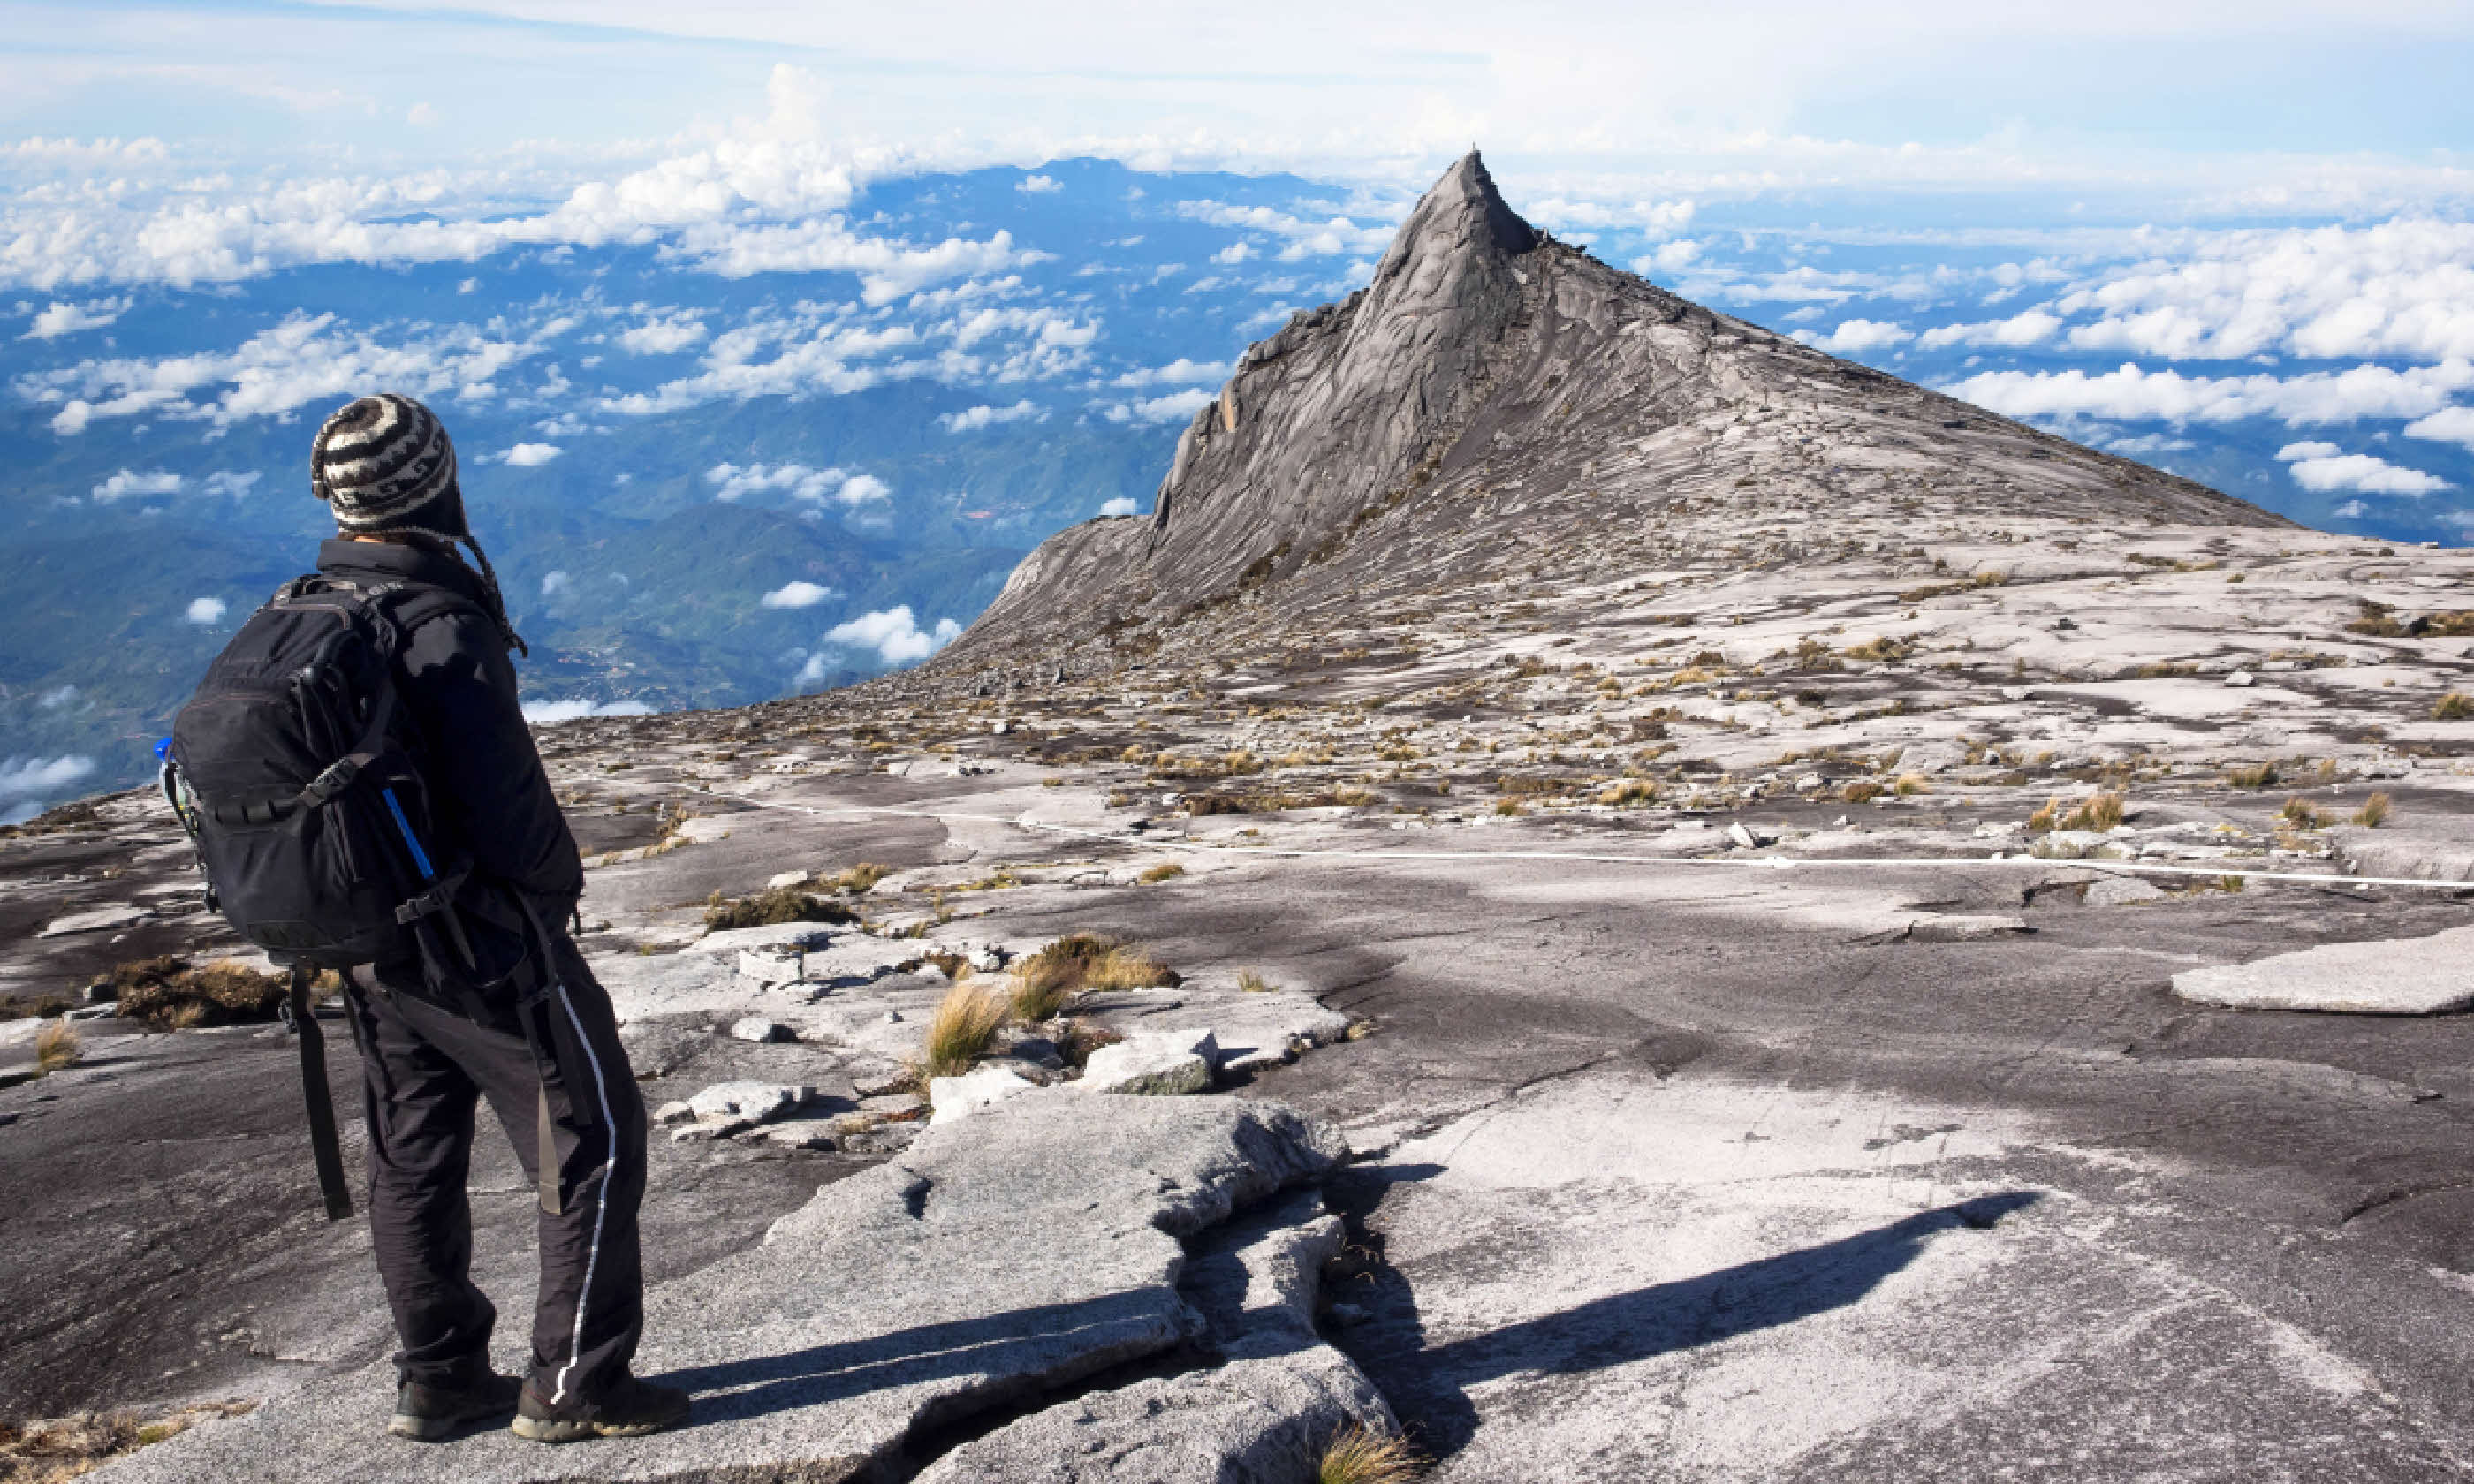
<box><xmin>367</xmin><ymin>583</ymin><xmax>489</xmax><ymax>637</ymax></box>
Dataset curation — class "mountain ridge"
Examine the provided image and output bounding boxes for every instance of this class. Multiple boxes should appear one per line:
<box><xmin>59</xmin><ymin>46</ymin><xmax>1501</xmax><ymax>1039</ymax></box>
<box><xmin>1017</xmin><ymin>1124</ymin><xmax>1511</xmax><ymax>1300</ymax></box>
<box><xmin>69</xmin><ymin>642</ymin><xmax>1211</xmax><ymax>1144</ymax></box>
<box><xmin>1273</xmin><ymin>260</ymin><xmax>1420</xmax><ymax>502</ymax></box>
<box><xmin>937</xmin><ymin>151</ymin><xmax>2286</xmax><ymax>676</ymax></box>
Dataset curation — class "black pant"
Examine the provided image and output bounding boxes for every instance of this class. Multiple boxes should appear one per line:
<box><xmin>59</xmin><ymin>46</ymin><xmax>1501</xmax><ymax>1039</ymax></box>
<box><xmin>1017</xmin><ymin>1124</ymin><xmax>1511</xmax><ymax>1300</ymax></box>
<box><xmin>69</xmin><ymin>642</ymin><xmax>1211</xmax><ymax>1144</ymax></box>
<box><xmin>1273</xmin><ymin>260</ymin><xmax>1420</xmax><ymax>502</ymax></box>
<box><xmin>343</xmin><ymin>937</ymin><xmax>647</xmax><ymax>1404</ymax></box>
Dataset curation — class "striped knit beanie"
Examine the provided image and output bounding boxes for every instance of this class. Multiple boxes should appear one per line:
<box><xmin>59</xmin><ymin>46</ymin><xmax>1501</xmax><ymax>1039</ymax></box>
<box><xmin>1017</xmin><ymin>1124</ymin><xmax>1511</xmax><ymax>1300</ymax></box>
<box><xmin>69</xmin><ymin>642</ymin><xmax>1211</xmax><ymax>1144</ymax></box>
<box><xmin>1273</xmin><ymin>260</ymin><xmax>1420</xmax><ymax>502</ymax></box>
<box><xmin>308</xmin><ymin>393</ymin><xmax>526</xmax><ymax>655</ymax></box>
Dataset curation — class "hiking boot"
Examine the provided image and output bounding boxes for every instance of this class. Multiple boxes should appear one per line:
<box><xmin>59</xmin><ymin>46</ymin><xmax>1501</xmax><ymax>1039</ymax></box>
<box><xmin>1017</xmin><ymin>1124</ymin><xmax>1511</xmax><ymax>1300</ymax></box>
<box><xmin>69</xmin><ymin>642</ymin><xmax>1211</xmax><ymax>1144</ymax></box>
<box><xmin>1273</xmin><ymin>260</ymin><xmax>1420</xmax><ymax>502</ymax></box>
<box><xmin>388</xmin><ymin>1371</ymin><xmax>520</xmax><ymax>1441</ymax></box>
<box><xmin>511</xmin><ymin>1374</ymin><xmax>691</xmax><ymax>1443</ymax></box>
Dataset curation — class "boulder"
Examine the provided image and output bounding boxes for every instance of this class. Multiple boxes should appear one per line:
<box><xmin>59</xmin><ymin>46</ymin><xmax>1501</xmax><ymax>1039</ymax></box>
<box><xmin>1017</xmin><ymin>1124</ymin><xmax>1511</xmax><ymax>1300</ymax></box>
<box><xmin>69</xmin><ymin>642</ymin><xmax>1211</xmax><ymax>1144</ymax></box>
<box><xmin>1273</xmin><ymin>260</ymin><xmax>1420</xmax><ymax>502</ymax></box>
<box><xmin>766</xmin><ymin>869</ymin><xmax>811</xmax><ymax>890</ymax></box>
<box><xmin>2172</xmin><ymin>925</ymin><xmax>2474</xmax><ymax>1014</ymax></box>
<box><xmin>2085</xmin><ymin>874</ymin><xmax>2166</xmax><ymax>906</ymax></box>
<box><xmin>729</xmin><ymin>1016</ymin><xmax>793</xmax><ymax>1044</ymax></box>
<box><xmin>929</xmin><ymin>1064</ymin><xmax>1039</xmax><ymax>1124</ymax></box>
<box><xmin>916</xmin><ymin>1189</ymin><xmax>1396</xmax><ymax>1483</ymax></box>
<box><xmin>1081</xmin><ymin>1030</ymin><xmax>1219</xmax><ymax>1096</ymax></box>
<box><xmin>35</xmin><ymin>905</ymin><xmax>148</xmax><ymax>938</ymax></box>
<box><xmin>738</xmin><ymin>948</ymin><xmax>803</xmax><ymax>986</ymax></box>
<box><xmin>687</xmin><ymin>1081</ymin><xmax>807</xmax><ymax>1122</ymax></box>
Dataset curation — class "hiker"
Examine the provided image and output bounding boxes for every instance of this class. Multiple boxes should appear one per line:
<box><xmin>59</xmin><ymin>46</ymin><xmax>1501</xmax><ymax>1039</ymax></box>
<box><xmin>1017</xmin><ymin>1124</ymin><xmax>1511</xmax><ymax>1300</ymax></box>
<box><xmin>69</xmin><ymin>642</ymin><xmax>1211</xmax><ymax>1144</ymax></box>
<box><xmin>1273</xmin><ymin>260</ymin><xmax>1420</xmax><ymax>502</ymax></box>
<box><xmin>252</xmin><ymin>394</ymin><xmax>681</xmax><ymax>1443</ymax></box>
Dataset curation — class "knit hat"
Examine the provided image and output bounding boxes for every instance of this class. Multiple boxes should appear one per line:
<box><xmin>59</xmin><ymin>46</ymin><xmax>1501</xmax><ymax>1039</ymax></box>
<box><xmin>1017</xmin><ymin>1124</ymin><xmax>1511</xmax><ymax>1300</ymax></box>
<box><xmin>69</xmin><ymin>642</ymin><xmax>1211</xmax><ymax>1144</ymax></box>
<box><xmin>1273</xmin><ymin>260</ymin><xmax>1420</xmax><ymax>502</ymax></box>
<box><xmin>310</xmin><ymin>392</ymin><xmax>467</xmax><ymax>538</ymax></box>
<box><xmin>308</xmin><ymin>392</ymin><xmax>525</xmax><ymax>655</ymax></box>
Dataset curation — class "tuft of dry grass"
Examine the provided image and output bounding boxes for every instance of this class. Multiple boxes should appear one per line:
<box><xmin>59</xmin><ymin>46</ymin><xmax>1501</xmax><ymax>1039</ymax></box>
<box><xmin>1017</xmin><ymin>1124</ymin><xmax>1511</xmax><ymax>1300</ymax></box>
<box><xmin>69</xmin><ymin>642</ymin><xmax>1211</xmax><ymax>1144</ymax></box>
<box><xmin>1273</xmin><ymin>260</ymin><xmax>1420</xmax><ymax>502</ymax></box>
<box><xmin>1139</xmin><ymin>862</ymin><xmax>1187</xmax><ymax>883</ymax></box>
<box><xmin>2352</xmin><ymin>791</ymin><xmax>2394</xmax><ymax>829</ymax></box>
<box><xmin>2225</xmin><ymin>761</ymin><xmax>2280</xmax><ymax>790</ymax></box>
<box><xmin>34</xmin><ymin>1018</ymin><xmax>80</xmax><ymax>1076</ymax></box>
<box><xmin>827</xmin><ymin>862</ymin><xmax>891</xmax><ymax>895</ymax></box>
<box><xmin>1493</xmin><ymin>799</ymin><xmax>1526</xmax><ymax>817</ymax></box>
<box><xmin>2279</xmin><ymin>795</ymin><xmax>2328</xmax><ymax>828</ymax></box>
<box><xmin>0</xmin><ymin>1401</ymin><xmax>255</xmax><ymax>1481</ymax></box>
<box><xmin>1597</xmin><ymin>779</ymin><xmax>1658</xmax><ymax>807</ymax></box>
<box><xmin>1318</xmin><ymin>1424</ymin><xmax>1422</xmax><ymax>1484</ymax></box>
<box><xmin>2058</xmin><ymin>791</ymin><xmax>2125</xmax><ymax>832</ymax></box>
<box><xmin>1237</xmin><ymin>969</ymin><xmax>1275</xmax><ymax>994</ymax></box>
<box><xmin>703</xmin><ymin>887</ymin><xmax>856</xmax><ymax>932</ymax></box>
<box><xmin>104</xmin><ymin>957</ymin><xmax>288</xmax><ymax>1030</ymax></box>
<box><xmin>2026</xmin><ymin>798</ymin><xmax>2060</xmax><ymax>834</ymax></box>
<box><xmin>918</xmin><ymin>983</ymin><xmax>1010</xmax><ymax>1079</ymax></box>
<box><xmin>1010</xmin><ymin>934</ymin><xmax>1178</xmax><ymax>1022</ymax></box>
<box><xmin>2434</xmin><ymin>693</ymin><xmax>2472</xmax><ymax>721</ymax></box>
<box><xmin>1893</xmin><ymin>772</ymin><xmax>1930</xmax><ymax>797</ymax></box>
<box><xmin>1840</xmin><ymin>781</ymin><xmax>1885</xmax><ymax>804</ymax></box>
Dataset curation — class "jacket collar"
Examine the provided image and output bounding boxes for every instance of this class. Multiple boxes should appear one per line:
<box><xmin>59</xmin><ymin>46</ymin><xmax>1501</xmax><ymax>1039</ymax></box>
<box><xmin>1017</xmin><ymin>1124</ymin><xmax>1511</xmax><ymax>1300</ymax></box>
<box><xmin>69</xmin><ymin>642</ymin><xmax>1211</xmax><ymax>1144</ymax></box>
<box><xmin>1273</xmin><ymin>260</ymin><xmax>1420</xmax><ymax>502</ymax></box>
<box><xmin>315</xmin><ymin>536</ymin><xmax>487</xmax><ymax>603</ymax></box>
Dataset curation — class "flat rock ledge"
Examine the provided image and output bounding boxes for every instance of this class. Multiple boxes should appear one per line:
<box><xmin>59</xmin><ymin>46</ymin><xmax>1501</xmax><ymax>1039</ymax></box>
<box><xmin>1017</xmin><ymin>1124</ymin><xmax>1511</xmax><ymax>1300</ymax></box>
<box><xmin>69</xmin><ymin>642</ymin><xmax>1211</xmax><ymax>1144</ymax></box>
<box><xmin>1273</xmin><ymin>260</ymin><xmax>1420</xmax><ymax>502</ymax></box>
<box><xmin>92</xmin><ymin>1093</ymin><xmax>1361</xmax><ymax>1484</ymax></box>
<box><xmin>2172</xmin><ymin>924</ymin><xmax>2474</xmax><ymax>1015</ymax></box>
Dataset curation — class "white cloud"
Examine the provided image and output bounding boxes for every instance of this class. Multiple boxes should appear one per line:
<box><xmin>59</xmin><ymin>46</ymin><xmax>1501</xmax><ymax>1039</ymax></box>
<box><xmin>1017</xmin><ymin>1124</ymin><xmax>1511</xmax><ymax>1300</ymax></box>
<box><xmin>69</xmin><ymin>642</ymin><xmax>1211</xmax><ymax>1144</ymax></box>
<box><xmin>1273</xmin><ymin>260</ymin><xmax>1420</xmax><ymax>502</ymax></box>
<box><xmin>201</xmin><ymin>470</ymin><xmax>261</xmax><ymax>498</ymax></box>
<box><xmin>24</xmin><ymin>310</ymin><xmax>557</xmax><ymax>434</ymax></box>
<box><xmin>2274</xmin><ymin>442</ymin><xmax>2449</xmax><ymax>496</ymax></box>
<box><xmin>1212</xmin><ymin>241</ymin><xmax>1254</xmax><ymax>265</ymax></box>
<box><xmin>938</xmin><ymin>398</ymin><xmax>1044</xmax><ymax>431</ymax></box>
<box><xmin>38</xmin><ymin>685</ymin><xmax>78</xmax><ymax>709</ymax></box>
<box><xmin>1946</xmin><ymin>359</ymin><xmax>2474</xmax><ymax>427</ymax></box>
<box><xmin>1916</xmin><ymin>310</ymin><xmax>2060</xmax><ymax>350</ymax></box>
<box><xmin>185</xmin><ymin>595</ymin><xmax>228</xmax><ymax>625</ymax></box>
<box><xmin>2055</xmin><ymin>219</ymin><xmax>2474</xmax><ymax>362</ymax></box>
<box><xmin>1528</xmin><ymin>197</ymin><xmax>1695</xmax><ymax>234</ymax></box>
<box><xmin>23</xmin><ymin>297</ymin><xmax>126</xmax><ymax>339</ymax></box>
<box><xmin>2405</xmin><ymin>405</ymin><xmax>2474</xmax><ymax>452</ymax></box>
<box><xmin>762</xmin><ymin>580</ymin><xmax>835</xmax><ymax>609</ymax></box>
<box><xmin>704</xmin><ymin>460</ymin><xmax>887</xmax><ymax>506</ymax></box>
<box><xmin>826</xmin><ymin>605</ymin><xmax>960</xmax><ymax>665</ymax></box>
<box><xmin>1016</xmin><ymin>173</ymin><xmax>1061</xmax><ymax>193</ymax></box>
<box><xmin>2100</xmin><ymin>431</ymin><xmax>2194</xmax><ymax>457</ymax></box>
<box><xmin>406</xmin><ymin>102</ymin><xmax>438</xmax><ymax>126</ymax></box>
<box><xmin>540</xmin><ymin>570</ymin><xmax>571</xmax><ymax>596</ymax></box>
<box><xmin>617</xmin><ymin>313</ymin><xmax>709</xmax><ymax>354</ymax></box>
<box><xmin>1099</xmin><ymin>496</ymin><xmax>1138</xmax><ymax>516</ymax></box>
<box><xmin>90</xmin><ymin>467</ymin><xmax>183</xmax><ymax>502</ymax></box>
<box><xmin>2332</xmin><ymin>499</ymin><xmax>2370</xmax><ymax>519</ymax></box>
<box><xmin>1111</xmin><ymin>358</ymin><xmax>1226</xmax><ymax>389</ymax></box>
<box><xmin>604</xmin><ymin>320</ymin><xmax>920</xmax><ymax>416</ymax></box>
<box><xmin>1794</xmin><ymin>318</ymin><xmax>1912</xmax><ymax>353</ymax></box>
<box><xmin>497</xmin><ymin>442</ymin><xmax>563</xmax><ymax>466</ymax></box>
<box><xmin>1176</xmin><ymin>201</ymin><xmax>1393</xmax><ymax>261</ymax></box>
<box><xmin>1105</xmin><ymin>387</ymin><xmax>1213</xmax><ymax>424</ymax></box>
<box><xmin>0</xmin><ymin>754</ymin><xmax>95</xmax><ymax>824</ymax></box>
<box><xmin>1629</xmin><ymin>239</ymin><xmax>1701</xmax><ymax>276</ymax></box>
<box><xmin>520</xmin><ymin>698</ymin><xmax>655</xmax><ymax>723</ymax></box>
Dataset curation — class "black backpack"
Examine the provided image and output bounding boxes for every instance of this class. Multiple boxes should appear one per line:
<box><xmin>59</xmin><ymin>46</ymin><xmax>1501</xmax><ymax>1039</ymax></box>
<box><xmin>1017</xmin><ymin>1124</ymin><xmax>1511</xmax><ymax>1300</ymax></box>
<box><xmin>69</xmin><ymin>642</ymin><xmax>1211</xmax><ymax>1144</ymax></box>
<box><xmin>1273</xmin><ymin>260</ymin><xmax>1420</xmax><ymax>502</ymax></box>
<box><xmin>164</xmin><ymin>575</ymin><xmax>513</xmax><ymax>1223</ymax></box>
<box><xmin>167</xmin><ymin>576</ymin><xmax>483</xmax><ymax>976</ymax></box>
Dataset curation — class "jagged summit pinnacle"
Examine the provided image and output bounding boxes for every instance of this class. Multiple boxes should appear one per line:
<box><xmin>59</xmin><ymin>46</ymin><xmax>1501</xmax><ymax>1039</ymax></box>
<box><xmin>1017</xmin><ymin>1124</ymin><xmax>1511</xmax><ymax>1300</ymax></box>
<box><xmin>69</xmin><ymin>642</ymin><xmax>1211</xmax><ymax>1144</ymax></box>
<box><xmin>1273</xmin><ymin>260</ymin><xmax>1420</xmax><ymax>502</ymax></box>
<box><xmin>938</xmin><ymin>151</ymin><xmax>2286</xmax><ymax>674</ymax></box>
<box><xmin>1379</xmin><ymin>149</ymin><xmax>1538</xmax><ymax>266</ymax></box>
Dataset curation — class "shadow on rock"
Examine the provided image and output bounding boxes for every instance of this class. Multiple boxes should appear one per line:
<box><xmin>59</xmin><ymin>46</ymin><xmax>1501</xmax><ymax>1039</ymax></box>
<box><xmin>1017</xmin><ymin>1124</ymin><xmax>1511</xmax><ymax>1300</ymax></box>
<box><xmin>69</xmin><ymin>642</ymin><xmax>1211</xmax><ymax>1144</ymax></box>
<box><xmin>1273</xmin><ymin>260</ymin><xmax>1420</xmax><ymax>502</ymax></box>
<box><xmin>657</xmin><ymin>1288</ymin><xmax>1182</xmax><ymax>1426</ymax></box>
<box><xmin>1350</xmin><ymin>1190</ymin><xmax>2039</xmax><ymax>1459</ymax></box>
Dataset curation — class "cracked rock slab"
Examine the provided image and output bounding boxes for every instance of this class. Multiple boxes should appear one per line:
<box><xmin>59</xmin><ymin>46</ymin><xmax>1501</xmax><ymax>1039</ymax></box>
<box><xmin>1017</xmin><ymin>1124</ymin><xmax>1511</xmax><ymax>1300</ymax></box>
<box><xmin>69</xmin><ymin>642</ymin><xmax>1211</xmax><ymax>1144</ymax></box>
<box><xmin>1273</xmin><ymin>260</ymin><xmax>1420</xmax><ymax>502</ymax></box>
<box><xmin>92</xmin><ymin>1093</ymin><xmax>1346</xmax><ymax>1484</ymax></box>
<box><xmin>919</xmin><ymin>1191</ymin><xmax>1398</xmax><ymax>1483</ymax></box>
<box><xmin>2172</xmin><ymin>924</ymin><xmax>2474</xmax><ymax>1014</ymax></box>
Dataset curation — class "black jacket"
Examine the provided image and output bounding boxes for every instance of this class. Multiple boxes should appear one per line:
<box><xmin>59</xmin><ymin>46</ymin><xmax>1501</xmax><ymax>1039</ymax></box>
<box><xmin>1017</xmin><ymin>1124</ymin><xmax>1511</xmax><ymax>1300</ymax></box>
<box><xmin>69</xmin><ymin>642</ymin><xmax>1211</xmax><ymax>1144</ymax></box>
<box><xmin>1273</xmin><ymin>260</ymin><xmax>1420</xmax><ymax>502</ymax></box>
<box><xmin>315</xmin><ymin>539</ymin><xmax>582</xmax><ymax>935</ymax></box>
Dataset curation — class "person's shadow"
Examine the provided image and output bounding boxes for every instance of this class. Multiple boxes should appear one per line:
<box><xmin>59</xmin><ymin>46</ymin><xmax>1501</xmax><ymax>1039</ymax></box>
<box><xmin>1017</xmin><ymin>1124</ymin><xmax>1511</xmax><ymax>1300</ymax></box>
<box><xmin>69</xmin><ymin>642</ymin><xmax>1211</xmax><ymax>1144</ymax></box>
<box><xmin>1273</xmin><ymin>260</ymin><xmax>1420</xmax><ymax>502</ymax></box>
<box><xmin>1340</xmin><ymin>1189</ymin><xmax>2040</xmax><ymax>1459</ymax></box>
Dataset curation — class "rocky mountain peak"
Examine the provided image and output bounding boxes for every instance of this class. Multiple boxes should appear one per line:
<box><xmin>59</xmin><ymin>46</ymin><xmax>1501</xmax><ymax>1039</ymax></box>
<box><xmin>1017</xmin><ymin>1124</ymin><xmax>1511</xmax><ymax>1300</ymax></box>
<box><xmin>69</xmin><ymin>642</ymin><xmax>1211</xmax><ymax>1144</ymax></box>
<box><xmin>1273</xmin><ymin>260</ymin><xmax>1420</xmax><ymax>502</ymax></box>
<box><xmin>938</xmin><ymin>150</ymin><xmax>2287</xmax><ymax>678</ymax></box>
<box><xmin>1365</xmin><ymin>148</ymin><xmax>1538</xmax><ymax>292</ymax></box>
